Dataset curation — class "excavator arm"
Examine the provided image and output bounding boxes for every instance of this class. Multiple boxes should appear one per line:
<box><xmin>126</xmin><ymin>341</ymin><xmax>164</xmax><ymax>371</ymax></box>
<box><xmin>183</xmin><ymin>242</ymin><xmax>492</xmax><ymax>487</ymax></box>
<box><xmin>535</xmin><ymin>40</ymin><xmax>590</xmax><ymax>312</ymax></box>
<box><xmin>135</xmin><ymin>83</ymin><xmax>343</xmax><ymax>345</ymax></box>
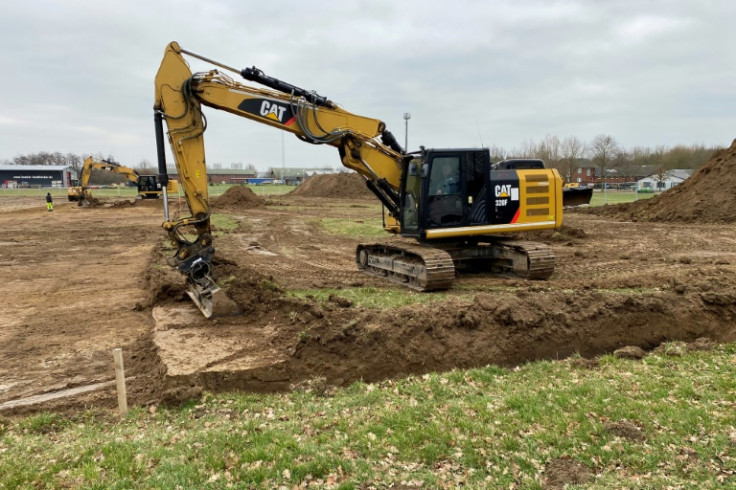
<box><xmin>83</xmin><ymin>160</ymin><xmax>141</xmax><ymax>187</ymax></box>
<box><xmin>153</xmin><ymin>41</ymin><xmax>408</xmax><ymax>316</ymax></box>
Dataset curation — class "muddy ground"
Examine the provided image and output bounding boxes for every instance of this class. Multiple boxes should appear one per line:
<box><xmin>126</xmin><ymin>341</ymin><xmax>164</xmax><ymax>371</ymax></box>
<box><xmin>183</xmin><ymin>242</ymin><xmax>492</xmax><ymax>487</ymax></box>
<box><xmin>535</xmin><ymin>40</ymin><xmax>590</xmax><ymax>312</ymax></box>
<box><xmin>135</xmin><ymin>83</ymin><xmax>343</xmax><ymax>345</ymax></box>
<box><xmin>2</xmin><ymin>144</ymin><xmax>736</xmax><ymax>415</ymax></box>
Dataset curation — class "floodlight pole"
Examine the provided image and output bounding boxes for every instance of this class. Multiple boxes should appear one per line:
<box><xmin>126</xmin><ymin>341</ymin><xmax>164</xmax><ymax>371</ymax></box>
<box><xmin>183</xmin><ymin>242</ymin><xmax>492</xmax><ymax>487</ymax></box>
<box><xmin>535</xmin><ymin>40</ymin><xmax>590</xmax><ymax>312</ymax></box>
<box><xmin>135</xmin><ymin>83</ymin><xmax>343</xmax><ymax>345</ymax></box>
<box><xmin>403</xmin><ymin>112</ymin><xmax>411</xmax><ymax>152</ymax></box>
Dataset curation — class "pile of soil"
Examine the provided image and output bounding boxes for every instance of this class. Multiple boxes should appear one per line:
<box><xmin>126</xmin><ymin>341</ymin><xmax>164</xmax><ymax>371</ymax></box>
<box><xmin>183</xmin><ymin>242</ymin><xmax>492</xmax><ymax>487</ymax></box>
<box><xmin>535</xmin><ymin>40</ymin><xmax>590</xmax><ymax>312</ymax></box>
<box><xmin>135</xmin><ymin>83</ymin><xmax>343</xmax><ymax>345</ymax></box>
<box><xmin>581</xmin><ymin>139</ymin><xmax>736</xmax><ymax>223</ymax></box>
<box><xmin>289</xmin><ymin>172</ymin><xmax>374</xmax><ymax>199</ymax></box>
<box><xmin>212</xmin><ymin>186</ymin><xmax>266</xmax><ymax>210</ymax></box>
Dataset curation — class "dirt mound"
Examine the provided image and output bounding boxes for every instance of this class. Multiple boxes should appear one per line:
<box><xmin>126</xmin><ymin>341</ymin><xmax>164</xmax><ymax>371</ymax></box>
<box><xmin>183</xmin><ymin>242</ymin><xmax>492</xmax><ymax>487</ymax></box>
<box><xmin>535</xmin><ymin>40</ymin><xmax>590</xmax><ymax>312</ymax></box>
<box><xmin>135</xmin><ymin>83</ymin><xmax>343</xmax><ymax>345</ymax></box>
<box><xmin>544</xmin><ymin>456</ymin><xmax>594</xmax><ymax>488</ymax></box>
<box><xmin>107</xmin><ymin>199</ymin><xmax>136</xmax><ymax>208</ymax></box>
<box><xmin>289</xmin><ymin>172</ymin><xmax>374</xmax><ymax>199</ymax></box>
<box><xmin>77</xmin><ymin>196</ymin><xmax>141</xmax><ymax>208</ymax></box>
<box><xmin>212</xmin><ymin>186</ymin><xmax>266</xmax><ymax>210</ymax></box>
<box><xmin>581</xmin><ymin>139</ymin><xmax>736</xmax><ymax>223</ymax></box>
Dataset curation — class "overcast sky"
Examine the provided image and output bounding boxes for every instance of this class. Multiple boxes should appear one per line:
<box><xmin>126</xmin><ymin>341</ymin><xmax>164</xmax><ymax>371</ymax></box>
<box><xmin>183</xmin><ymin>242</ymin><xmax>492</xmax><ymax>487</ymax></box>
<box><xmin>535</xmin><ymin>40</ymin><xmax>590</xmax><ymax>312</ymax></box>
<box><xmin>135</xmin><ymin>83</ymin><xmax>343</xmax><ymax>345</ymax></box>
<box><xmin>2</xmin><ymin>0</ymin><xmax>734</xmax><ymax>170</ymax></box>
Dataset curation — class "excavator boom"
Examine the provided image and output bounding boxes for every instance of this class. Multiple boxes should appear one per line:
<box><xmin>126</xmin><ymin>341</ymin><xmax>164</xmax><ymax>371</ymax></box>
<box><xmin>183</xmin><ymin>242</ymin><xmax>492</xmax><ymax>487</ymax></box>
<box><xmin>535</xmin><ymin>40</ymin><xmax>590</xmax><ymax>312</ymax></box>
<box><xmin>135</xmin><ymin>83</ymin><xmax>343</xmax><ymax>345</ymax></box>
<box><xmin>153</xmin><ymin>42</ymin><xmax>406</xmax><ymax>316</ymax></box>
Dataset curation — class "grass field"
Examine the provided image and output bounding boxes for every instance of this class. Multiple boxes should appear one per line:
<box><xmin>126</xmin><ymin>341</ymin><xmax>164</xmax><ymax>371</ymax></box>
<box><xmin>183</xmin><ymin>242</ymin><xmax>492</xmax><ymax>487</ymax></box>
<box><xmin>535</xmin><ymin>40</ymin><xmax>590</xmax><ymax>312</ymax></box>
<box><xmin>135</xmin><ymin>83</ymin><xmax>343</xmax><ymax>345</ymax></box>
<box><xmin>2</xmin><ymin>342</ymin><xmax>734</xmax><ymax>488</ymax></box>
<box><xmin>590</xmin><ymin>190</ymin><xmax>656</xmax><ymax>207</ymax></box>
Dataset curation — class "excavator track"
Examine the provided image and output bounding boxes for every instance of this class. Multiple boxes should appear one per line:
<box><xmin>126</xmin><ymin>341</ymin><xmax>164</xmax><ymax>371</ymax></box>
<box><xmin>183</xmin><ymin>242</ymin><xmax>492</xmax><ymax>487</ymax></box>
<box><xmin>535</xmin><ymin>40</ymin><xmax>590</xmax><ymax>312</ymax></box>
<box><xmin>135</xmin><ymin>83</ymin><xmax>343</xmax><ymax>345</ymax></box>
<box><xmin>356</xmin><ymin>243</ymin><xmax>456</xmax><ymax>291</ymax></box>
<box><xmin>481</xmin><ymin>239</ymin><xmax>556</xmax><ymax>280</ymax></box>
<box><xmin>356</xmin><ymin>239</ymin><xmax>555</xmax><ymax>291</ymax></box>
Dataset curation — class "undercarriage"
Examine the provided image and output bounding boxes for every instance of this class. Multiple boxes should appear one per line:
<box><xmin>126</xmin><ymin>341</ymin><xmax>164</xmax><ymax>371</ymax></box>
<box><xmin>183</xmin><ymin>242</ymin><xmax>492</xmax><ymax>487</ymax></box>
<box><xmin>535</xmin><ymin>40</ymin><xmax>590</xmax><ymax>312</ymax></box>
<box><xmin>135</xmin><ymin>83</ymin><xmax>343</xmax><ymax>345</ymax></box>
<box><xmin>356</xmin><ymin>238</ymin><xmax>556</xmax><ymax>290</ymax></box>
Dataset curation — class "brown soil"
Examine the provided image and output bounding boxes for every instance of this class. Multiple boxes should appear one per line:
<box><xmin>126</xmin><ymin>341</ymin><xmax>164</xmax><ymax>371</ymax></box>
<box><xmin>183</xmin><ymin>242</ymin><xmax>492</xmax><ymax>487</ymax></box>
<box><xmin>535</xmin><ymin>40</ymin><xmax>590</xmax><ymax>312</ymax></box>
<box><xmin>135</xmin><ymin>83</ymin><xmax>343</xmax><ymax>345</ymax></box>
<box><xmin>603</xmin><ymin>420</ymin><xmax>645</xmax><ymax>441</ymax></box>
<box><xmin>288</xmin><ymin>172</ymin><xmax>374</xmax><ymax>199</ymax></box>
<box><xmin>2</xmin><ymin>144</ymin><xmax>736</xmax><ymax>415</ymax></box>
<box><xmin>543</xmin><ymin>456</ymin><xmax>594</xmax><ymax>488</ymax></box>
<box><xmin>211</xmin><ymin>185</ymin><xmax>266</xmax><ymax>210</ymax></box>
<box><xmin>578</xmin><ymin>138</ymin><xmax>736</xmax><ymax>223</ymax></box>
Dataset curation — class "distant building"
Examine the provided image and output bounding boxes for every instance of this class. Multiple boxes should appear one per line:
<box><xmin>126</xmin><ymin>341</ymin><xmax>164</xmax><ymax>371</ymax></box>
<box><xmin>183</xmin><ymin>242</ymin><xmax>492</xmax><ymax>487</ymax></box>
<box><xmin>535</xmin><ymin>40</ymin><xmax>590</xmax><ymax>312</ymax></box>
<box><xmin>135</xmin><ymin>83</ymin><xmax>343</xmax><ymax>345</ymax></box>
<box><xmin>637</xmin><ymin>169</ymin><xmax>693</xmax><ymax>191</ymax></box>
<box><xmin>269</xmin><ymin>167</ymin><xmax>338</xmax><ymax>180</ymax></box>
<box><xmin>572</xmin><ymin>164</ymin><xmax>689</xmax><ymax>190</ymax></box>
<box><xmin>164</xmin><ymin>165</ymin><xmax>255</xmax><ymax>185</ymax></box>
<box><xmin>0</xmin><ymin>164</ymin><xmax>76</xmax><ymax>188</ymax></box>
<box><xmin>163</xmin><ymin>165</ymin><xmax>342</xmax><ymax>185</ymax></box>
<box><xmin>571</xmin><ymin>166</ymin><xmax>598</xmax><ymax>187</ymax></box>
<box><xmin>242</xmin><ymin>177</ymin><xmax>275</xmax><ymax>185</ymax></box>
<box><xmin>283</xmin><ymin>175</ymin><xmax>302</xmax><ymax>186</ymax></box>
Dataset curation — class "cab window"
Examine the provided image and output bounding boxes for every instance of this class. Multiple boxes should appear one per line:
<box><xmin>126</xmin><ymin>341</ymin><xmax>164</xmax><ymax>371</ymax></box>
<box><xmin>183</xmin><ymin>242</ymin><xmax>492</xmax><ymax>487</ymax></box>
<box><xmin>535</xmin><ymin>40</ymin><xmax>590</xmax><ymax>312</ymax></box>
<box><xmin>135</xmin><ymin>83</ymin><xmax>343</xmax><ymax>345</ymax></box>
<box><xmin>426</xmin><ymin>156</ymin><xmax>463</xmax><ymax>227</ymax></box>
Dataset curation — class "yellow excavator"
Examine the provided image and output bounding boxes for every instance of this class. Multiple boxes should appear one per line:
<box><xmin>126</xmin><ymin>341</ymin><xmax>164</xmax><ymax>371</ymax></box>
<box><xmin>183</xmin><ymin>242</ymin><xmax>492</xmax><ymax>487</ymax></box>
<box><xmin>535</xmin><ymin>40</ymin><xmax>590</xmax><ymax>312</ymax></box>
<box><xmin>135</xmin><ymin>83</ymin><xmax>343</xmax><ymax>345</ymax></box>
<box><xmin>154</xmin><ymin>42</ymin><xmax>564</xmax><ymax>317</ymax></box>
<box><xmin>67</xmin><ymin>156</ymin><xmax>175</xmax><ymax>204</ymax></box>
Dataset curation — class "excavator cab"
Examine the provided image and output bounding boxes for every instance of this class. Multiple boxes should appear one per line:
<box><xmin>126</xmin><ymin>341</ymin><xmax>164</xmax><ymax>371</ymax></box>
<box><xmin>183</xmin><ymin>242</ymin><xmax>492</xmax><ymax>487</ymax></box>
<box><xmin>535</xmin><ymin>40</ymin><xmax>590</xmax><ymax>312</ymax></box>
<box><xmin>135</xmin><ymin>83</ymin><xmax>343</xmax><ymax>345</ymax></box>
<box><xmin>399</xmin><ymin>149</ymin><xmax>562</xmax><ymax>240</ymax></box>
<box><xmin>400</xmin><ymin>149</ymin><xmax>485</xmax><ymax>236</ymax></box>
<box><xmin>137</xmin><ymin>175</ymin><xmax>162</xmax><ymax>198</ymax></box>
<box><xmin>399</xmin><ymin>149</ymin><xmax>481</xmax><ymax>236</ymax></box>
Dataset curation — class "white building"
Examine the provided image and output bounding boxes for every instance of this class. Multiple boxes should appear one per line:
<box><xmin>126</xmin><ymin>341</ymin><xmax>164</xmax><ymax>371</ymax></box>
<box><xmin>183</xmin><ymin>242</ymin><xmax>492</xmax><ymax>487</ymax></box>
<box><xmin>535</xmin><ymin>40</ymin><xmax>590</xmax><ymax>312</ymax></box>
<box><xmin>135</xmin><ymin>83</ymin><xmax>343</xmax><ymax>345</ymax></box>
<box><xmin>637</xmin><ymin>169</ymin><xmax>693</xmax><ymax>191</ymax></box>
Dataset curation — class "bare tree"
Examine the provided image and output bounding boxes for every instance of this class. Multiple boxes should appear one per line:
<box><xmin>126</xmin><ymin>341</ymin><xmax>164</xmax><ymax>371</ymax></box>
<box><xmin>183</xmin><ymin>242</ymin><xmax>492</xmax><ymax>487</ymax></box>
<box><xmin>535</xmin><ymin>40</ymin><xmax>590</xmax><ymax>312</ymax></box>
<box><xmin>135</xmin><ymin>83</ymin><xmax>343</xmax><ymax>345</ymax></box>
<box><xmin>560</xmin><ymin>136</ymin><xmax>587</xmax><ymax>182</ymax></box>
<box><xmin>652</xmin><ymin>165</ymin><xmax>673</xmax><ymax>191</ymax></box>
<box><xmin>12</xmin><ymin>151</ymin><xmax>84</xmax><ymax>169</ymax></box>
<box><xmin>591</xmin><ymin>134</ymin><xmax>619</xmax><ymax>189</ymax></box>
<box><xmin>487</xmin><ymin>145</ymin><xmax>507</xmax><ymax>163</ymax></box>
<box><xmin>64</xmin><ymin>153</ymin><xmax>83</xmax><ymax>177</ymax></box>
<box><xmin>516</xmin><ymin>139</ymin><xmax>536</xmax><ymax>159</ymax></box>
<box><xmin>631</xmin><ymin>146</ymin><xmax>652</xmax><ymax>165</ymax></box>
<box><xmin>612</xmin><ymin>149</ymin><xmax>635</xmax><ymax>188</ymax></box>
<box><xmin>529</xmin><ymin>134</ymin><xmax>561</xmax><ymax>175</ymax></box>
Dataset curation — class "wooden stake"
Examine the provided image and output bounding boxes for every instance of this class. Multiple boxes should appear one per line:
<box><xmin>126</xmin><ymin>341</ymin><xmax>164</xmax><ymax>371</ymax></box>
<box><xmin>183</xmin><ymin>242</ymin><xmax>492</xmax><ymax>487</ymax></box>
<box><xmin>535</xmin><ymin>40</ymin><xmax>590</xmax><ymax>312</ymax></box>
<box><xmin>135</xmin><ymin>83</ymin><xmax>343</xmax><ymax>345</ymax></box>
<box><xmin>113</xmin><ymin>348</ymin><xmax>128</xmax><ymax>418</ymax></box>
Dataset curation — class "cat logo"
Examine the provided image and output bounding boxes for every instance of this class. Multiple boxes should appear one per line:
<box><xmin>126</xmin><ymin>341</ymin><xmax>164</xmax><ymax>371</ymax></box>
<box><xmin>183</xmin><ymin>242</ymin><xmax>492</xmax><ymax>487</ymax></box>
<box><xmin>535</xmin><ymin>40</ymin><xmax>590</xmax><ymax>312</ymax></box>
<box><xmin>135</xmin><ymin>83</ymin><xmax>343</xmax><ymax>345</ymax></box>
<box><xmin>495</xmin><ymin>184</ymin><xmax>519</xmax><ymax>200</ymax></box>
<box><xmin>260</xmin><ymin>100</ymin><xmax>287</xmax><ymax>123</ymax></box>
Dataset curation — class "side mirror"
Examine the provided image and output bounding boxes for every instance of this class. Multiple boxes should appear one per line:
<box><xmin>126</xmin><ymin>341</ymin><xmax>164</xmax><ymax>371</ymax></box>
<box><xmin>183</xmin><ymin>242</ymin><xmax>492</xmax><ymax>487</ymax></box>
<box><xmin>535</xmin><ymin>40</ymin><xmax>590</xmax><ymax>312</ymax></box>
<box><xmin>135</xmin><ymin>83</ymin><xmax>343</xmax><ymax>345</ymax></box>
<box><xmin>408</xmin><ymin>162</ymin><xmax>418</xmax><ymax>176</ymax></box>
<box><xmin>421</xmin><ymin>163</ymin><xmax>429</xmax><ymax>178</ymax></box>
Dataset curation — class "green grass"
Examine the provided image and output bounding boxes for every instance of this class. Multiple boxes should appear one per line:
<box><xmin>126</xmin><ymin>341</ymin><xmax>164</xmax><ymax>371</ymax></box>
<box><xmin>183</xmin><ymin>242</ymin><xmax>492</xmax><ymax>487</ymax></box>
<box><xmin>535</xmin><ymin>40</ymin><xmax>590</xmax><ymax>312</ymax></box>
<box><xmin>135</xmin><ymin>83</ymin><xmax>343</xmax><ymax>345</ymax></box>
<box><xmin>590</xmin><ymin>190</ymin><xmax>657</xmax><ymax>206</ymax></box>
<box><xmin>318</xmin><ymin>217</ymin><xmax>387</xmax><ymax>238</ymax></box>
<box><xmin>209</xmin><ymin>213</ymin><xmax>240</xmax><ymax>232</ymax></box>
<box><xmin>2</xmin><ymin>343</ymin><xmax>735</xmax><ymax>488</ymax></box>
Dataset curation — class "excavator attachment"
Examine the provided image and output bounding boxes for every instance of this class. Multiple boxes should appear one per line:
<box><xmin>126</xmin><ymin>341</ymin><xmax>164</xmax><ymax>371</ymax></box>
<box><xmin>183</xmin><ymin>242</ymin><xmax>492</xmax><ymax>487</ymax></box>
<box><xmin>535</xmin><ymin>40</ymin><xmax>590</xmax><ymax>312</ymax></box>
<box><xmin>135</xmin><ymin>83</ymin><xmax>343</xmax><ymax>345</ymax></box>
<box><xmin>186</xmin><ymin>281</ymin><xmax>220</xmax><ymax>318</ymax></box>
<box><xmin>562</xmin><ymin>185</ymin><xmax>593</xmax><ymax>207</ymax></box>
<box><xmin>177</xmin><ymin>254</ymin><xmax>240</xmax><ymax>318</ymax></box>
<box><xmin>187</xmin><ymin>281</ymin><xmax>239</xmax><ymax>318</ymax></box>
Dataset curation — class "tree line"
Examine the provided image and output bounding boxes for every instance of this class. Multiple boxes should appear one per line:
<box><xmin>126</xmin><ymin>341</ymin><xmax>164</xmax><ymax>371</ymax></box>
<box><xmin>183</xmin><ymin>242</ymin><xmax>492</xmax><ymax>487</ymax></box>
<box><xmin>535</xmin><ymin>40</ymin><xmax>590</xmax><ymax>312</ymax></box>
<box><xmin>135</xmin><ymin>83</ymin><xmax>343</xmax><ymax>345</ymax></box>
<box><xmin>3</xmin><ymin>136</ymin><xmax>723</xmax><ymax>185</ymax></box>
<box><xmin>486</xmin><ymin>134</ymin><xmax>720</xmax><ymax>183</ymax></box>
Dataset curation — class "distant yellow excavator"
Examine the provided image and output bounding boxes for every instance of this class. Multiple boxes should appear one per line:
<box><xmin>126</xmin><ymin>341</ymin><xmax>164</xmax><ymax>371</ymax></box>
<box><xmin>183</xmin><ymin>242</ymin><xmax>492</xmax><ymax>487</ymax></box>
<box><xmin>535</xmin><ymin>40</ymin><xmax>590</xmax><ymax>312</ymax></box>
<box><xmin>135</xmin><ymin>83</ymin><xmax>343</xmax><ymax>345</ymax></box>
<box><xmin>153</xmin><ymin>41</ymin><xmax>564</xmax><ymax>317</ymax></box>
<box><xmin>67</xmin><ymin>156</ymin><xmax>177</xmax><ymax>203</ymax></box>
